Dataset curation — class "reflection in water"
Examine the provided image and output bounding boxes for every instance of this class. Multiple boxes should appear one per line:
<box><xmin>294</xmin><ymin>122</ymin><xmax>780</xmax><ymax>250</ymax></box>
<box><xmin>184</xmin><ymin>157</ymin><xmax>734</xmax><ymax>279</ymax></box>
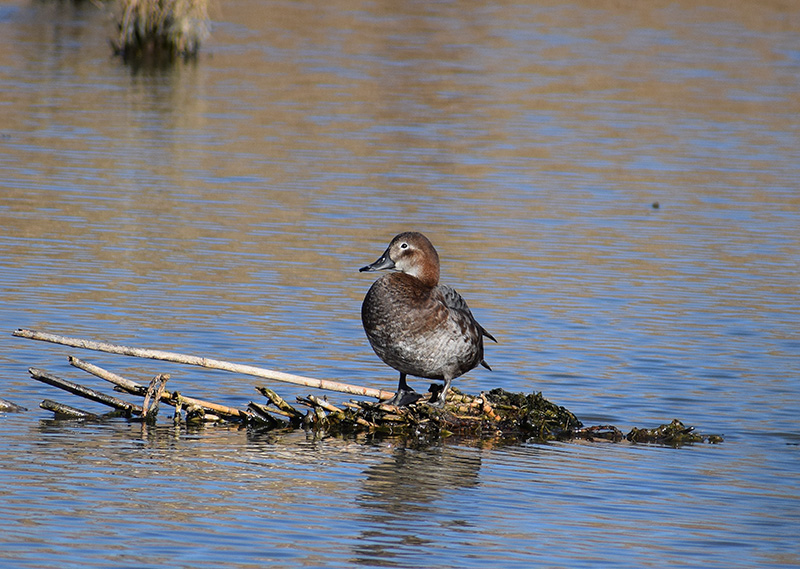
<box><xmin>353</xmin><ymin>442</ymin><xmax>481</xmax><ymax>564</ymax></box>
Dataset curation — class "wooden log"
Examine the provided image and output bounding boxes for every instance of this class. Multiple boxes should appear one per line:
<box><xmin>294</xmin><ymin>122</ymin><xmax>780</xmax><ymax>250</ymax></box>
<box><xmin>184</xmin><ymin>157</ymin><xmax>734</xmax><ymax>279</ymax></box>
<box><xmin>15</xmin><ymin>329</ymin><xmax>394</xmax><ymax>400</ymax></box>
<box><xmin>28</xmin><ymin>368</ymin><xmax>142</xmax><ymax>415</ymax></box>
<box><xmin>69</xmin><ymin>356</ymin><xmax>246</xmax><ymax>421</ymax></box>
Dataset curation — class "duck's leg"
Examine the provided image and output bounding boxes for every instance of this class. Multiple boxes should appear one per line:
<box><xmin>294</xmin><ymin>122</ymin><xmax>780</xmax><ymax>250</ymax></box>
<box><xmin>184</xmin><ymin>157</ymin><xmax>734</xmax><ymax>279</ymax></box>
<box><xmin>430</xmin><ymin>376</ymin><xmax>452</xmax><ymax>407</ymax></box>
<box><xmin>383</xmin><ymin>373</ymin><xmax>421</xmax><ymax>407</ymax></box>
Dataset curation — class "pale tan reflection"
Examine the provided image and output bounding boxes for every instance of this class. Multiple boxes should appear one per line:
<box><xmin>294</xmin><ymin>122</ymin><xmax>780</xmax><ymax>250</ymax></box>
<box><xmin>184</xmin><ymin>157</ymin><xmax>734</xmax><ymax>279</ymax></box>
<box><xmin>2</xmin><ymin>0</ymin><xmax>798</xmax><ymax>345</ymax></box>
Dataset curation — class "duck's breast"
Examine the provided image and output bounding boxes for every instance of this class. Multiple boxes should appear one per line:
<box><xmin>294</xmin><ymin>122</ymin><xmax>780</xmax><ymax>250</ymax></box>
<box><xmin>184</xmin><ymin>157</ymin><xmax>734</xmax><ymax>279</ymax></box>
<box><xmin>361</xmin><ymin>274</ymin><xmax>484</xmax><ymax>379</ymax></box>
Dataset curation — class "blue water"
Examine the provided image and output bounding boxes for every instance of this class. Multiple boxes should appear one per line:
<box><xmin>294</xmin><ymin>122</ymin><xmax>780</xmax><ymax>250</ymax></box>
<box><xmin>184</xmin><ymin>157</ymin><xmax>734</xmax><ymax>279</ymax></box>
<box><xmin>1</xmin><ymin>0</ymin><xmax>799</xmax><ymax>567</ymax></box>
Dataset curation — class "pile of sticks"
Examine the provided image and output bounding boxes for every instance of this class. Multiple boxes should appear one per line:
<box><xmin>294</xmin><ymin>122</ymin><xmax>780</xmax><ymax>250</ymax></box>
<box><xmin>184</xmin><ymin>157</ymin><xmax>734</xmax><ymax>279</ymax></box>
<box><xmin>11</xmin><ymin>329</ymin><xmax>723</xmax><ymax>445</ymax></box>
<box><xmin>13</xmin><ymin>329</ymin><xmax>394</xmax><ymax>427</ymax></box>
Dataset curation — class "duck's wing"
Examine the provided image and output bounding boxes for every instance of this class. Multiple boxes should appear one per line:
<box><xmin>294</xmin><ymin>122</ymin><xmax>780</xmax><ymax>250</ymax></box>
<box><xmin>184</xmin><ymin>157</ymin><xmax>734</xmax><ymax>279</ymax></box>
<box><xmin>437</xmin><ymin>285</ymin><xmax>497</xmax><ymax>343</ymax></box>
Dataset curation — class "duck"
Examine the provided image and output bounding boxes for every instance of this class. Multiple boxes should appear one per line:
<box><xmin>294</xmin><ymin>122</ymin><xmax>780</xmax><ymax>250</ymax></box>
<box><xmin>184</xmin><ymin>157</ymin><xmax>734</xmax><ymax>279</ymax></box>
<box><xmin>359</xmin><ymin>231</ymin><xmax>496</xmax><ymax>407</ymax></box>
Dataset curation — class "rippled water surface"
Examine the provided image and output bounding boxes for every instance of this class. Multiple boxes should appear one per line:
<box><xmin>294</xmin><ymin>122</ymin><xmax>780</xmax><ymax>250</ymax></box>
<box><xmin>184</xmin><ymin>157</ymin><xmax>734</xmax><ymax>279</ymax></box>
<box><xmin>1</xmin><ymin>0</ymin><xmax>799</xmax><ymax>567</ymax></box>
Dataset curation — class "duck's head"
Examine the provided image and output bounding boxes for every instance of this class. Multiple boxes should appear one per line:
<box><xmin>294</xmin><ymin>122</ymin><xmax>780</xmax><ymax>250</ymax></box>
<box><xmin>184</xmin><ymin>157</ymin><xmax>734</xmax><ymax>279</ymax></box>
<box><xmin>359</xmin><ymin>231</ymin><xmax>440</xmax><ymax>287</ymax></box>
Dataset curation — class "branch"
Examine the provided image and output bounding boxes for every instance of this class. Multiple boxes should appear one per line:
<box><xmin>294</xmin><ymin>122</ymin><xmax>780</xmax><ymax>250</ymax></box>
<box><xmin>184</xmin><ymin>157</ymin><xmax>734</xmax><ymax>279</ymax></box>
<box><xmin>14</xmin><ymin>329</ymin><xmax>393</xmax><ymax>400</ymax></box>
<box><xmin>29</xmin><ymin>367</ymin><xmax>142</xmax><ymax>415</ymax></box>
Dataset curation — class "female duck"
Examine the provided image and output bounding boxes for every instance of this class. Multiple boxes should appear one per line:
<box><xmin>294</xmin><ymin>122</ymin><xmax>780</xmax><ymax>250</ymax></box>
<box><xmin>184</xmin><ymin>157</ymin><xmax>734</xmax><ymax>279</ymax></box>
<box><xmin>360</xmin><ymin>232</ymin><xmax>496</xmax><ymax>407</ymax></box>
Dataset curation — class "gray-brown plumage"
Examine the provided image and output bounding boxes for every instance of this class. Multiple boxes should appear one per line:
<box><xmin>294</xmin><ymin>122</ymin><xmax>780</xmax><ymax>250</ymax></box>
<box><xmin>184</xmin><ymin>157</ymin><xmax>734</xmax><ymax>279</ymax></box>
<box><xmin>360</xmin><ymin>232</ymin><xmax>496</xmax><ymax>406</ymax></box>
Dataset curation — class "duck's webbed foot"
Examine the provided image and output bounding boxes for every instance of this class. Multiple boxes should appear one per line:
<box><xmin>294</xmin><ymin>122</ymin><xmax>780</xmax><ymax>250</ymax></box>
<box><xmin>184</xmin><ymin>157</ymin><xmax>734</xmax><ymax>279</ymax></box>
<box><xmin>429</xmin><ymin>394</ymin><xmax>446</xmax><ymax>408</ymax></box>
<box><xmin>428</xmin><ymin>378</ymin><xmax>452</xmax><ymax>408</ymax></box>
<box><xmin>383</xmin><ymin>389</ymin><xmax>422</xmax><ymax>407</ymax></box>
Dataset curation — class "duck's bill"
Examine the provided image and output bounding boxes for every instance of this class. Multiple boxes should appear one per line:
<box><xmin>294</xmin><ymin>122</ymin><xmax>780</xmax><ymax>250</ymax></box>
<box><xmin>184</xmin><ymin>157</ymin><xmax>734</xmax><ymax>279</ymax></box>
<box><xmin>359</xmin><ymin>250</ymin><xmax>395</xmax><ymax>272</ymax></box>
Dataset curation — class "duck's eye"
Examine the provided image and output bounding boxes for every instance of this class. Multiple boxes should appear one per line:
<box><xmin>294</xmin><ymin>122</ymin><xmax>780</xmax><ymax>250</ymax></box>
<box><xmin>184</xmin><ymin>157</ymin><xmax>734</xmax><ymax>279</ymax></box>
<box><xmin>400</xmin><ymin>242</ymin><xmax>408</xmax><ymax>249</ymax></box>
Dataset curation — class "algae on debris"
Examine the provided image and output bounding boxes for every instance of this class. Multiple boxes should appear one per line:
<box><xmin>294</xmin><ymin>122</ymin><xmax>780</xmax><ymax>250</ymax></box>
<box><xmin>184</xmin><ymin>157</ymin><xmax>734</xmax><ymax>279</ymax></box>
<box><xmin>627</xmin><ymin>419</ymin><xmax>724</xmax><ymax>446</ymax></box>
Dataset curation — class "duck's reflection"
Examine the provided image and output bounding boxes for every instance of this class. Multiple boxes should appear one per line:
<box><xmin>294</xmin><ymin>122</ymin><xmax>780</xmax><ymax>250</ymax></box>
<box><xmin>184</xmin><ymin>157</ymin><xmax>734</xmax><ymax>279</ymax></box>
<box><xmin>351</xmin><ymin>439</ymin><xmax>483</xmax><ymax>565</ymax></box>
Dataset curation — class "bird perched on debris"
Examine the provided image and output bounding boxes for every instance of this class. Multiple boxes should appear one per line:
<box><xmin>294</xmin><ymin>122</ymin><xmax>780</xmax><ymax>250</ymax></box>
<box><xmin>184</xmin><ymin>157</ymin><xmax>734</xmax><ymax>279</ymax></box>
<box><xmin>360</xmin><ymin>231</ymin><xmax>496</xmax><ymax>407</ymax></box>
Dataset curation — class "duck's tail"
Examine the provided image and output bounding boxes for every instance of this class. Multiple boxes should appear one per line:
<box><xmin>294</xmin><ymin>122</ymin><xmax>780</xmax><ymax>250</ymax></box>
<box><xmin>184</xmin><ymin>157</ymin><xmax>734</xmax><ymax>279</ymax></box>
<box><xmin>480</xmin><ymin>326</ymin><xmax>496</xmax><ymax>371</ymax></box>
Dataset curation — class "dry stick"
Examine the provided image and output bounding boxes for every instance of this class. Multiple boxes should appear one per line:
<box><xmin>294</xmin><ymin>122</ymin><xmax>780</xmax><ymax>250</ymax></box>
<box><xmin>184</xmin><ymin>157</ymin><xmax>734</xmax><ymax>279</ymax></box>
<box><xmin>29</xmin><ymin>367</ymin><xmax>143</xmax><ymax>415</ymax></box>
<box><xmin>305</xmin><ymin>395</ymin><xmax>344</xmax><ymax>414</ymax></box>
<box><xmin>69</xmin><ymin>356</ymin><xmax>142</xmax><ymax>392</ymax></box>
<box><xmin>15</xmin><ymin>329</ymin><xmax>394</xmax><ymax>400</ymax></box>
<box><xmin>69</xmin><ymin>356</ymin><xmax>246</xmax><ymax>420</ymax></box>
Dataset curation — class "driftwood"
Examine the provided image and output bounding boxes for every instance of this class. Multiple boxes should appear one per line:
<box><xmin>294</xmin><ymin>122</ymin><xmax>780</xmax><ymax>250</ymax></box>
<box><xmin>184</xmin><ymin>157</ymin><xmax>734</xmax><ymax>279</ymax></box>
<box><xmin>40</xmin><ymin>400</ymin><xmax>100</xmax><ymax>420</ymax></box>
<box><xmin>68</xmin><ymin>355</ymin><xmax>246</xmax><ymax>420</ymax></box>
<box><xmin>12</xmin><ymin>329</ymin><xmax>723</xmax><ymax>446</ymax></box>
<box><xmin>29</xmin><ymin>367</ymin><xmax>143</xmax><ymax>416</ymax></box>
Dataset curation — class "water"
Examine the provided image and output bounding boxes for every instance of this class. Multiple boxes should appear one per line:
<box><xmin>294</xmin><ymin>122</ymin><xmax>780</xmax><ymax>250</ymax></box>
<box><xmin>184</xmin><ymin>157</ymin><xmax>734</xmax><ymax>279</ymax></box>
<box><xmin>1</xmin><ymin>0</ymin><xmax>799</xmax><ymax>567</ymax></box>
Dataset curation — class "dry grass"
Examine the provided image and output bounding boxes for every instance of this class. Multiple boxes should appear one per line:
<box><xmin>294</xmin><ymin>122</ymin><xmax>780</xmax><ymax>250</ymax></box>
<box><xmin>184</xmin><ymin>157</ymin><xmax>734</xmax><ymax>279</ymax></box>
<box><xmin>112</xmin><ymin>0</ymin><xmax>210</xmax><ymax>62</ymax></box>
